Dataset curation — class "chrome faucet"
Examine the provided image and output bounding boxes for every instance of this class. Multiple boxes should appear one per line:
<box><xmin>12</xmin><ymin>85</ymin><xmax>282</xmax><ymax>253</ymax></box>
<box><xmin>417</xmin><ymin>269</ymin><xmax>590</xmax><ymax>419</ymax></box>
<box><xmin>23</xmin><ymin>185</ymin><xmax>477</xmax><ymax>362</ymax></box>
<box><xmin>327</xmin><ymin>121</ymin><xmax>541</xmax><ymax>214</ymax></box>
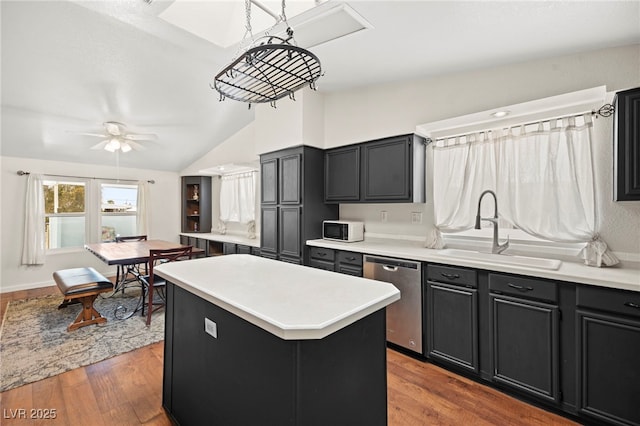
<box><xmin>475</xmin><ymin>190</ymin><xmax>509</xmax><ymax>254</ymax></box>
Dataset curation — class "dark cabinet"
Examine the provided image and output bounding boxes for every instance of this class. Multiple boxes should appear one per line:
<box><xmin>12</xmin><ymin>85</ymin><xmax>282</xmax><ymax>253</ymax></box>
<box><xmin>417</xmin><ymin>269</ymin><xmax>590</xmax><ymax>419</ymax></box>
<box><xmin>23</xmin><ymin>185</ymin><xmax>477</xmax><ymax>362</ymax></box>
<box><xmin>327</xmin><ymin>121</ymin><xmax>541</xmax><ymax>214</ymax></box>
<box><xmin>181</xmin><ymin>176</ymin><xmax>212</xmax><ymax>233</ymax></box>
<box><xmin>426</xmin><ymin>264</ymin><xmax>478</xmax><ymax>373</ymax></box>
<box><xmin>576</xmin><ymin>285</ymin><xmax>640</xmax><ymax>426</ymax></box>
<box><xmin>260</xmin><ymin>206</ymin><xmax>278</xmax><ymax>254</ymax></box>
<box><xmin>261</xmin><ymin>159</ymin><xmax>278</xmax><ymax>205</ymax></box>
<box><xmin>308</xmin><ymin>247</ymin><xmax>363</xmax><ymax>277</ymax></box>
<box><xmin>362</xmin><ymin>136</ymin><xmax>412</xmax><ymax>201</ymax></box>
<box><xmin>324</xmin><ymin>134</ymin><xmax>426</xmax><ymax>204</ymax></box>
<box><xmin>279</xmin><ymin>154</ymin><xmax>302</xmax><ymax>204</ymax></box>
<box><xmin>336</xmin><ymin>250</ymin><xmax>363</xmax><ymax>276</ymax></box>
<box><xmin>489</xmin><ymin>273</ymin><xmax>560</xmax><ymax>403</ymax></box>
<box><xmin>614</xmin><ymin>87</ymin><xmax>640</xmax><ymax>201</ymax></box>
<box><xmin>260</xmin><ymin>146</ymin><xmax>338</xmax><ymax>264</ymax></box>
<box><xmin>324</xmin><ymin>145</ymin><xmax>360</xmax><ymax>202</ymax></box>
<box><xmin>279</xmin><ymin>206</ymin><xmax>301</xmax><ymax>261</ymax></box>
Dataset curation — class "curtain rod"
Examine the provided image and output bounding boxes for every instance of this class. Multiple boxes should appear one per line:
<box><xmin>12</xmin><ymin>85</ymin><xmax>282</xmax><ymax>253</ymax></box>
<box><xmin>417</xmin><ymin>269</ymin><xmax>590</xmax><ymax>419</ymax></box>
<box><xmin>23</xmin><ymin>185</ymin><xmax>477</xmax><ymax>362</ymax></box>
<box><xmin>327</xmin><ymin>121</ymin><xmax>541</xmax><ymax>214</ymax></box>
<box><xmin>16</xmin><ymin>170</ymin><xmax>155</xmax><ymax>184</ymax></box>
<box><xmin>429</xmin><ymin>103</ymin><xmax>615</xmax><ymax>143</ymax></box>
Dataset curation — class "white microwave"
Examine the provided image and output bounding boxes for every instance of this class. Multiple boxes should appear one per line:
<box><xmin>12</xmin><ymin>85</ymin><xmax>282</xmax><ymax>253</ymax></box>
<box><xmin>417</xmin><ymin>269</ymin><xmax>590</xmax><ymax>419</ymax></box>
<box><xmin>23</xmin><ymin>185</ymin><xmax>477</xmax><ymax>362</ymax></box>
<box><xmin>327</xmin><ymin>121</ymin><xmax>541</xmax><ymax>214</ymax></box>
<box><xmin>322</xmin><ymin>221</ymin><xmax>364</xmax><ymax>242</ymax></box>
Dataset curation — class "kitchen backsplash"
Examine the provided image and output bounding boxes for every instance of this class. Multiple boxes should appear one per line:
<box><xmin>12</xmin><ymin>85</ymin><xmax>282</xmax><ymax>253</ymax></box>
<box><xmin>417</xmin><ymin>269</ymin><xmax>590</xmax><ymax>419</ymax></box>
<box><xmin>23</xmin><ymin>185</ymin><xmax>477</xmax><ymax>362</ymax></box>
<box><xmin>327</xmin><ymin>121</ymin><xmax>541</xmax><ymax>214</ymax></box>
<box><xmin>339</xmin><ymin>203</ymin><xmax>432</xmax><ymax>241</ymax></box>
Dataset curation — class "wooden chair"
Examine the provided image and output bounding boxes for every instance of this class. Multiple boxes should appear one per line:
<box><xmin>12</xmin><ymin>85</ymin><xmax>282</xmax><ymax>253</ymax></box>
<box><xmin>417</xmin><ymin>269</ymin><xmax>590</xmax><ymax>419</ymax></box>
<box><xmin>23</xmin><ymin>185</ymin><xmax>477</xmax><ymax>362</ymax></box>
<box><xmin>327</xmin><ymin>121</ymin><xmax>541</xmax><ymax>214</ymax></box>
<box><xmin>139</xmin><ymin>246</ymin><xmax>193</xmax><ymax>326</ymax></box>
<box><xmin>115</xmin><ymin>235</ymin><xmax>148</xmax><ymax>289</ymax></box>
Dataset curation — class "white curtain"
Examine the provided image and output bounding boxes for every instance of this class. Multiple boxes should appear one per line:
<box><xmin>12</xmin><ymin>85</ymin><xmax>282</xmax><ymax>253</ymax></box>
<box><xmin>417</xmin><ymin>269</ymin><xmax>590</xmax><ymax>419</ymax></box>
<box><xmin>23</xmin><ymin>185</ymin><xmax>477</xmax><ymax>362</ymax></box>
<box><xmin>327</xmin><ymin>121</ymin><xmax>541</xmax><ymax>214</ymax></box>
<box><xmin>22</xmin><ymin>173</ymin><xmax>46</xmax><ymax>265</ymax></box>
<box><xmin>136</xmin><ymin>181</ymin><xmax>150</xmax><ymax>236</ymax></box>
<box><xmin>427</xmin><ymin>113</ymin><xmax>618</xmax><ymax>267</ymax></box>
<box><xmin>219</xmin><ymin>172</ymin><xmax>257</xmax><ymax>238</ymax></box>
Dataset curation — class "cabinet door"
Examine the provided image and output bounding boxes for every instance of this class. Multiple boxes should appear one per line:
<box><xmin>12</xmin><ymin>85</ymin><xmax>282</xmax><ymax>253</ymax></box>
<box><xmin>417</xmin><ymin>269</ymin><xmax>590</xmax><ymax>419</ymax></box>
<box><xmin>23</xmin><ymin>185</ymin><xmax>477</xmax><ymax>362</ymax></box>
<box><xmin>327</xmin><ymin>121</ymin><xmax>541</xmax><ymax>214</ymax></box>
<box><xmin>490</xmin><ymin>294</ymin><xmax>559</xmax><ymax>403</ymax></box>
<box><xmin>614</xmin><ymin>87</ymin><xmax>640</xmax><ymax>201</ymax></box>
<box><xmin>279</xmin><ymin>206</ymin><xmax>301</xmax><ymax>260</ymax></box>
<box><xmin>261</xmin><ymin>158</ymin><xmax>278</xmax><ymax>204</ymax></box>
<box><xmin>325</xmin><ymin>146</ymin><xmax>360</xmax><ymax>202</ymax></box>
<box><xmin>576</xmin><ymin>310</ymin><xmax>640</xmax><ymax>426</ymax></box>
<box><xmin>260</xmin><ymin>206</ymin><xmax>278</xmax><ymax>255</ymax></box>
<box><xmin>362</xmin><ymin>136</ymin><xmax>411</xmax><ymax>201</ymax></box>
<box><xmin>223</xmin><ymin>243</ymin><xmax>236</xmax><ymax>255</ymax></box>
<box><xmin>428</xmin><ymin>282</ymin><xmax>478</xmax><ymax>373</ymax></box>
<box><xmin>279</xmin><ymin>154</ymin><xmax>301</xmax><ymax>204</ymax></box>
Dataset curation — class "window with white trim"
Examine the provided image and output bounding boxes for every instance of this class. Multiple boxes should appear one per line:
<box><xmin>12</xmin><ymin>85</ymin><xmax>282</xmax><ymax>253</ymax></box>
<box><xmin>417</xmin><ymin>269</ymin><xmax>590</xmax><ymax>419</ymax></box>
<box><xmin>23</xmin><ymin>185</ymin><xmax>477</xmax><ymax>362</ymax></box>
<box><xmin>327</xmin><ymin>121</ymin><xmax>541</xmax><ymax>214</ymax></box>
<box><xmin>44</xmin><ymin>179</ymin><xmax>86</xmax><ymax>249</ymax></box>
<box><xmin>100</xmin><ymin>183</ymin><xmax>138</xmax><ymax>242</ymax></box>
<box><xmin>43</xmin><ymin>179</ymin><xmax>141</xmax><ymax>249</ymax></box>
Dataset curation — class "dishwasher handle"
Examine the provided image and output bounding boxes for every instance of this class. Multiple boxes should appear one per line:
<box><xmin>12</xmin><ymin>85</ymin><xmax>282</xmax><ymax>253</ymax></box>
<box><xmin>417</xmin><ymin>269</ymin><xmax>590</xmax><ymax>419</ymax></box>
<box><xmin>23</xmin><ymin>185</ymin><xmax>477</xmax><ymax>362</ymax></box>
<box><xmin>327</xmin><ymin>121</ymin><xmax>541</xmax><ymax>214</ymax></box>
<box><xmin>364</xmin><ymin>256</ymin><xmax>420</xmax><ymax>270</ymax></box>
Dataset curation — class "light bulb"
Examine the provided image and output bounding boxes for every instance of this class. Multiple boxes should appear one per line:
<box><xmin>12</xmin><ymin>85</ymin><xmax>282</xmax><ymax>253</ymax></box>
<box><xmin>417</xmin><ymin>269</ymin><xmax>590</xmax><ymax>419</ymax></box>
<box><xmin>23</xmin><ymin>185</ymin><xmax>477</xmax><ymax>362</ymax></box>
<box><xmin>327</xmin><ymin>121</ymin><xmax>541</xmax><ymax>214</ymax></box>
<box><xmin>120</xmin><ymin>142</ymin><xmax>132</xmax><ymax>153</ymax></box>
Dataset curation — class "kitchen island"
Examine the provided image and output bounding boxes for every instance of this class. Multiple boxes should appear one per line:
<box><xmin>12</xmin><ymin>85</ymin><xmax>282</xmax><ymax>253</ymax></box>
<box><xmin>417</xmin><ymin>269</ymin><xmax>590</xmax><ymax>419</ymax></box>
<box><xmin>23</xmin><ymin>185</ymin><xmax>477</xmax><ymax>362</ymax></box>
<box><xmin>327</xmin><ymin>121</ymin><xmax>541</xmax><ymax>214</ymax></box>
<box><xmin>154</xmin><ymin>254</ymin><xmax>400</xmax><ymax>426</ymax></box>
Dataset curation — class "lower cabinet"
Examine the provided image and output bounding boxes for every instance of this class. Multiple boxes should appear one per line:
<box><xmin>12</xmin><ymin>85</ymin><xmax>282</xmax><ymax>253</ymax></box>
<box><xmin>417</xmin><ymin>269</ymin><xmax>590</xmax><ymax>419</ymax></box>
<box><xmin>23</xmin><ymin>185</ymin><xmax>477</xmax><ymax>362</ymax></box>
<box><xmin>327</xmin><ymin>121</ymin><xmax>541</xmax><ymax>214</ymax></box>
<box><xmin>308</xmin><ymin>247</ymin><xmax>363</xmax><ymax>277</ymax></box>
<box><xmin>426</xmin><ymin>264</ymin><xmax>478</xmax><ymax>373</ymax></box>
<box><xmin>489</xmin><ymin>273</ymin><xmax>560</xmax><ymax>403</ymax></box>
<box><xmin>304</xmin><ymin>251</ymin><xmax>640</xmax><ymax>425</ymax></box>
<box><xmin>576</xmin><ymin>286</ymin><xmax>640</xmax><ymax>426</ymax></box>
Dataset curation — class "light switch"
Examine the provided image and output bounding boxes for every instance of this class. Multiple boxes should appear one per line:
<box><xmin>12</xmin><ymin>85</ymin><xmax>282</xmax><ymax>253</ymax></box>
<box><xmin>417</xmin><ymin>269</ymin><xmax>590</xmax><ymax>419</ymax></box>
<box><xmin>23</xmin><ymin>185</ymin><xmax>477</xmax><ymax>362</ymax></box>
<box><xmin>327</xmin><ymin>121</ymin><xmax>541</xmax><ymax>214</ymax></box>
<box><xmin>205</xmin><ymin>317</ymin><xmax>217</xmax><ymax>338</ymax></box>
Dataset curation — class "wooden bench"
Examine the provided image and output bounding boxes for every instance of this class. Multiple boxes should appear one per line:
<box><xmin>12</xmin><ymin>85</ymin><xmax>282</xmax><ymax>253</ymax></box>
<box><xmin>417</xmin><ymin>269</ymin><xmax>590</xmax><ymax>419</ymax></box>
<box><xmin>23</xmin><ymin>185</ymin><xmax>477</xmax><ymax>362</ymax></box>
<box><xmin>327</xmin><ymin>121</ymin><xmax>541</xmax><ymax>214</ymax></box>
<box><xmin>53</xmin><ymin>267</ymin><xmax>114</xmax><ymax>331</ymax></box>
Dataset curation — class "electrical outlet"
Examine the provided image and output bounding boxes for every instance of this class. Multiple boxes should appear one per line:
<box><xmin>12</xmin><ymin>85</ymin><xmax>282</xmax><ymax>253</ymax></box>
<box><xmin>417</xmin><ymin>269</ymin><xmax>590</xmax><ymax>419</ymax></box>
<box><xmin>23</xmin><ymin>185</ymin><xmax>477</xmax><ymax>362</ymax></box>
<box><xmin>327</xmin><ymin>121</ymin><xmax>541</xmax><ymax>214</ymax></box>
<box><xmin>205</xmin><ymin>317</ymin><xmax>217</xmax><ymax>338</ymax></box>
<box><xmin>380</xmin><ymin>211</ymin><xmax>388</xmax><ymax>223</ymax></box>
<box><xmin>411</xmin><ymin>212</ymin><xmax>422</xmax><ymax>224</ymax></box>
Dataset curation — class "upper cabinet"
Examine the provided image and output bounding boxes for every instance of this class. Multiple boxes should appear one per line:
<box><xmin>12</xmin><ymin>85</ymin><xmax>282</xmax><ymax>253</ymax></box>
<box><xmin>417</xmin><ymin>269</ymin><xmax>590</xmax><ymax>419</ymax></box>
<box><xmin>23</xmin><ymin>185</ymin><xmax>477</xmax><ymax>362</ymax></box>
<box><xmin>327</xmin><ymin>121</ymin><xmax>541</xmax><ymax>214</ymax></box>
<box><xmin>325</xmin><ymin>145</ymin><xmax>361</xmax><ymax>202</ymax></box>
<box><xmin>182</xmin><ymin>176</ymin><xmax>212</xmax><ymax>233</ymax></box>
<box><xmin>324</xmin><ymin>134</ymin><xmax>426</xmax><ymax>204</ymax></box>
<box><xmin>614</xmin><ymin>86</ymin><xmax>640</xmax><ymax>201</ymax></box>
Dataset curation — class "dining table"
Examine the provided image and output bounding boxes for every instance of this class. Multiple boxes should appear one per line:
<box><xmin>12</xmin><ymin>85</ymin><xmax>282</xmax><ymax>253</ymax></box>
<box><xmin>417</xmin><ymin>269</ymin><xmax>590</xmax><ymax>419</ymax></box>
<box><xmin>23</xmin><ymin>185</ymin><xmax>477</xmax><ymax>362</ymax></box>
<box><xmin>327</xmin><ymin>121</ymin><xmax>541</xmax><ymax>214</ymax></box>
<box><xmin>84</xmin><ymin>239</ymin><xmax>203</xmax><ymax>318</ymax></box>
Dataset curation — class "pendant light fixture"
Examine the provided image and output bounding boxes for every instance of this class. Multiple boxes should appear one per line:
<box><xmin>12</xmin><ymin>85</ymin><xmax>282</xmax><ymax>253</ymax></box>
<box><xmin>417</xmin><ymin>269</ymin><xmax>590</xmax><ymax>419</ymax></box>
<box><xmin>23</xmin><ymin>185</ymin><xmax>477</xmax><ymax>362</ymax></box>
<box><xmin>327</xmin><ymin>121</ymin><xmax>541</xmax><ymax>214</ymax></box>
<box><xmin>212</xmin><ymin>0</ymin><xmax>322</xmax><ymax>108</ymax></box>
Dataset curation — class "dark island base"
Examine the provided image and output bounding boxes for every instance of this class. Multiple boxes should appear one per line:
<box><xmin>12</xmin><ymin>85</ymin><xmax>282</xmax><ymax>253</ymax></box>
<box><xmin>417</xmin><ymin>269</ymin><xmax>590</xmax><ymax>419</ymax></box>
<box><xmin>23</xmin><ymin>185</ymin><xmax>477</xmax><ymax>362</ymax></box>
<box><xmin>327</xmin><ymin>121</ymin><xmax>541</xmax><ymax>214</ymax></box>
<box><xmin>163</xmin><ymin>282</ymin><xmax>388</xmax><ymax>426</ymax></box>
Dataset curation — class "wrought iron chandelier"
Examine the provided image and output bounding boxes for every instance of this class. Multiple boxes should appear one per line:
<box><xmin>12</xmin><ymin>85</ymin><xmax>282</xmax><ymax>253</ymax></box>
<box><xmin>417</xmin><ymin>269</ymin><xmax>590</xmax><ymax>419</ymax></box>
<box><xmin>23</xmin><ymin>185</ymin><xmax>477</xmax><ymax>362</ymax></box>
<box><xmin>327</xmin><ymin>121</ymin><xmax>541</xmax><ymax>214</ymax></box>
<box><xmin>212</xmin><ymin>0</ymin><xmax>322</xmax><ymax>108</ymax></box>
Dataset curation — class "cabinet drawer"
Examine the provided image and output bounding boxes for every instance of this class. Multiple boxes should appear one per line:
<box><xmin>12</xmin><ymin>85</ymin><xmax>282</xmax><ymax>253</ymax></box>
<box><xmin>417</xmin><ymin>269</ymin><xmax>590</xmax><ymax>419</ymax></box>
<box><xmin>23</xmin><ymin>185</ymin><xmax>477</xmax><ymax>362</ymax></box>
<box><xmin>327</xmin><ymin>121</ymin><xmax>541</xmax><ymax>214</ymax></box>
<box><xmin>236</xmin><ymin>245</ymin><xmax>252</xmax><ymax>255</ymax></box>
<box><xmin>337</xmin><ymin>251</ymin><xmax>362</xmax><ymax>267</ymax></box>
<box><xmin>309</xmin><ymin>247</ymin><xmax>335</xmax><ymax>262</ymax></box>
<box><xmin>577</xmin><ymin>285</ymin><xmax>640</xmax><ymax>318</ymax></box>
<box><xmin>489</xmin><ymin>273</ymin><xmax>557</xmax><ymax>303</ymax></box>
<box><xmin>309</xmin><ymin>259</ymin><xmax>335</xmax><ymax>272</ymax></box>
<box><xmin>337</xmin><ymin>265</ymin><xmax>362</xmax><ymax>277</ymax></box>
<box><xmin>427</xmin><ymin>264</ymin><xmax>476</xmax><ymax>288</ymax></box>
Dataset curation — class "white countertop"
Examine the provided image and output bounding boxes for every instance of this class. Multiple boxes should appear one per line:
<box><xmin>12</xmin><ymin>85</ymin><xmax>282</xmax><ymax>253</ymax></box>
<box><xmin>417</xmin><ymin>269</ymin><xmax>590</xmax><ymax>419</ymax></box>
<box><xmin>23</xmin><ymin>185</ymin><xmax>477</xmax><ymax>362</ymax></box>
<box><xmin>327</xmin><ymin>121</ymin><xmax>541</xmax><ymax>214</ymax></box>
<box><xmin>307</xmin><ymin>238</ymin><xmax>640</xmax><ymax>293</ymax></box>
<box><xmin>154</xmin><ymin>254</ymin><xmax>400</xmax><ymax>340</ymax></box>
<box><xmin>181</xmin><ymin>232</ymin><xmax>260</xmax><ymax>248</ymax></box>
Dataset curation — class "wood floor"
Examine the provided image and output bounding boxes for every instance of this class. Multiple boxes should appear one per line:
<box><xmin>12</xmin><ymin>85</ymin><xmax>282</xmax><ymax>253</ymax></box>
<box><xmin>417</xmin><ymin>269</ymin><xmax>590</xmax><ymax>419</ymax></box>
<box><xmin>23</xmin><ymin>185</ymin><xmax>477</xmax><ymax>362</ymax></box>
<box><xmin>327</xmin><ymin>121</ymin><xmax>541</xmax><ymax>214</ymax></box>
<box><xmin>1</xmin><ymin>287</ymin><xmax>579</xmax><ymax>425</ymax></box>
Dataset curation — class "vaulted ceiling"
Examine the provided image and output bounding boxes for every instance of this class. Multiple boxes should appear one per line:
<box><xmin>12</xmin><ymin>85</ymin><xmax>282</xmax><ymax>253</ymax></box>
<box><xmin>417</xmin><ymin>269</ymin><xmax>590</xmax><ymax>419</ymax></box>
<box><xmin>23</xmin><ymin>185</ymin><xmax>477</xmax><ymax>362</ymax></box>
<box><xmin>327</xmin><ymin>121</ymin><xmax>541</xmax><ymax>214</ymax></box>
<box><xmin>2</xmin><ymin>0</ymin><xmax>639</xmax><ymax>171</ymax></box>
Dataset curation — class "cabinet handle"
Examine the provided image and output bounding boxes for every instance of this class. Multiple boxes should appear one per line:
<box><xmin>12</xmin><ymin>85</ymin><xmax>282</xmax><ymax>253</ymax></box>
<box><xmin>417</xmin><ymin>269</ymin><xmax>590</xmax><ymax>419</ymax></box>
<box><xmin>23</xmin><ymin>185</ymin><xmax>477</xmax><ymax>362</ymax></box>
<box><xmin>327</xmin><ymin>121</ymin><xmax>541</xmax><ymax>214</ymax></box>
<box><xmin>441</xmin><ymin>273</ymin><xmax>460</xmax><ymax>280</ymax></box>
<box><xmin>317</xmin><ymin>252</ymin><xmax>327</xmax><ymax>257</ymax></box>
<box><xmin>624</xmin><ymin>302</ymin><xmax>640</xmax><ymax>309</ymax></box>
<box><xmin>346</xmin><ymin>256</ymin><xmax>356</xmax><ymax>261</ymax></box>
<box><xmin>508</xmin><ymin>283</ymin><xmax>534</xmax><ymax>292</ymax></box>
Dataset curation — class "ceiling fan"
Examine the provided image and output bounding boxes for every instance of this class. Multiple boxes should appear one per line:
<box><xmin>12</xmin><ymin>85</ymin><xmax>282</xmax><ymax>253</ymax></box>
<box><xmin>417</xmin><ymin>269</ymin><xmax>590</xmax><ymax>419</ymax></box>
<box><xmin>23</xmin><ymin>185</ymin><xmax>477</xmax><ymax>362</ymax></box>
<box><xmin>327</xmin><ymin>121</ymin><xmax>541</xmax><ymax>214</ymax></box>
<box><xmin>78</xmin><ymin>121</ymin><xmax>157</xmax><ymax>153</ymax></box>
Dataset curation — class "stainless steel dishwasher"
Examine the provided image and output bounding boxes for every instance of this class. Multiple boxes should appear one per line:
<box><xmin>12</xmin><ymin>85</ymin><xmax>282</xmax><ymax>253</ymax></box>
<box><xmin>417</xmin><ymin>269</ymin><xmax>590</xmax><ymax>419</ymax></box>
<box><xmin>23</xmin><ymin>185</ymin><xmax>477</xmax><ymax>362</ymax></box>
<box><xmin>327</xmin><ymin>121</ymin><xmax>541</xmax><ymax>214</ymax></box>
<box><xmin>363</xmin><ymin>255</ymin><xmax>422</xmax><ymax>355</ymax></box>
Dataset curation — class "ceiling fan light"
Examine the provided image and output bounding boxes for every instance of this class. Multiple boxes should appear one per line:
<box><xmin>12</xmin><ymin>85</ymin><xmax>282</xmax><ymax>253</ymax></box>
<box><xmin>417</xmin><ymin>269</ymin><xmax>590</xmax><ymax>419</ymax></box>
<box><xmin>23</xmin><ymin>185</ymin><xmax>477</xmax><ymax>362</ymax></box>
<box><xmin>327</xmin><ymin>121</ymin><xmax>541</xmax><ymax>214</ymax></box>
<box><xmin>120</xmin><ymin>142</ymin><xmax>132</xmax><ymax>153</ymax></box>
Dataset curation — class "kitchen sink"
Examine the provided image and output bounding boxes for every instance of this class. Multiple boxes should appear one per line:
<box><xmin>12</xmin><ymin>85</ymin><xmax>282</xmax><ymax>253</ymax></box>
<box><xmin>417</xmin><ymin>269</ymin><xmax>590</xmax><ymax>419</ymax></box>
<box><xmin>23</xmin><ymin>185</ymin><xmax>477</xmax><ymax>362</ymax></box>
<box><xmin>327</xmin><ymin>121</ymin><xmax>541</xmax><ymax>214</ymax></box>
<box><xmin>437</xmin><ymin>249</ymin><xmax>562</xmax><ymax>270</ymax></box>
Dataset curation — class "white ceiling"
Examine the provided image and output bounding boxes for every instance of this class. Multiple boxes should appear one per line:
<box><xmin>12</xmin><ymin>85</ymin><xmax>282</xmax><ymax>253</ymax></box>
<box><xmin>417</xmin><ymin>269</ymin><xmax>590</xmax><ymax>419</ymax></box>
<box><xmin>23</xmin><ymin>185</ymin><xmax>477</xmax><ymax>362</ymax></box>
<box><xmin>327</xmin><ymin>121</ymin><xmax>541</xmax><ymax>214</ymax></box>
<box><xmin>2</xmin><ymin>0</ymin><xmax>639</xmax><ymax>172</ymax></box>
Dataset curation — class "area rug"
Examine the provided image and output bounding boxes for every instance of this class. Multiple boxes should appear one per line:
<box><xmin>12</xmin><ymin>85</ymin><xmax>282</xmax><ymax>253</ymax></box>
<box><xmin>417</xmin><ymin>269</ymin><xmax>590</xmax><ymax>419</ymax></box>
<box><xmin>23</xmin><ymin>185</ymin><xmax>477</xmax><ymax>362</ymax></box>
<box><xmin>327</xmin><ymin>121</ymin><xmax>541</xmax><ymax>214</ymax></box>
<box><xmin>0</xmin><ymin>290</ymin><xmax>164</xmax><ymax>392</ymax></box>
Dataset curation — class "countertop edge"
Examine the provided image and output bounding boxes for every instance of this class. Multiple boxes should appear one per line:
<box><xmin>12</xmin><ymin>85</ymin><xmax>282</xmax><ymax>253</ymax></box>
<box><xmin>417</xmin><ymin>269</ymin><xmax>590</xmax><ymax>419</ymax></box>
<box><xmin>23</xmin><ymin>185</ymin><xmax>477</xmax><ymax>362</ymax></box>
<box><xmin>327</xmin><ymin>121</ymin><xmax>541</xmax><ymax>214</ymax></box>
<box><xmin>155</xmin><ymin>256</ymin><xmax>400</xmax><ymax>340</ymax></box>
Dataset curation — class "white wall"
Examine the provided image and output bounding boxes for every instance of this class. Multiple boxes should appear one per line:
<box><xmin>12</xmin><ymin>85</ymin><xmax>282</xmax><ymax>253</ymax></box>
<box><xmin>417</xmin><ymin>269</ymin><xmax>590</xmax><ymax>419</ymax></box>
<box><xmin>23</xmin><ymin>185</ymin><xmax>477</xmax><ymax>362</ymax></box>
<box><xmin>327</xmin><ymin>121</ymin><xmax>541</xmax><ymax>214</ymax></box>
<box><xmin>0</xmin><ymin>156</ymin><xmax>180</xmax><ymax>292</ymax></box>
<box><xmin>188</xmin><ymin>44</ymin><xmax>640</xmax><ymax>259</ymax></box>
<box><xmin>325</xmin><ymin>44</ymin><xmax>640</xmax><ymax>259</ymax></box>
